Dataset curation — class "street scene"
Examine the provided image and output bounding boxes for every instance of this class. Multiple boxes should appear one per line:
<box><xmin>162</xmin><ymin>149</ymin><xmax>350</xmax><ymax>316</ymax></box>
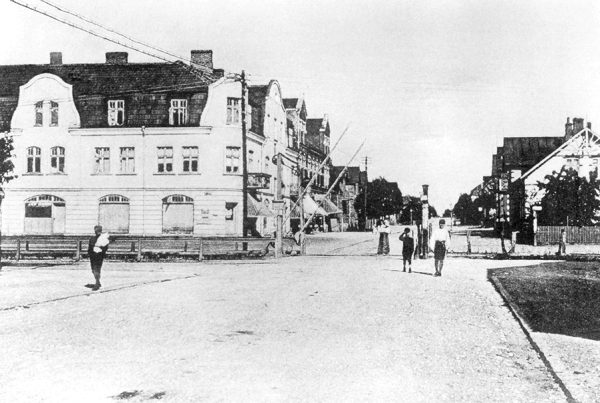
<box><xmin>1</xmin><ymin>1</ymin><xmax>600</xmax><ymax>402</ymax></box>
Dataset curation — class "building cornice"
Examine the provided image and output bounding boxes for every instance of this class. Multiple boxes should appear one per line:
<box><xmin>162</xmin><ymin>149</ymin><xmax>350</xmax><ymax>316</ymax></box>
<box><xmin>69</xmin><ymin>126</ymin><xmax>213</xmax><ymax>136</ymax></box>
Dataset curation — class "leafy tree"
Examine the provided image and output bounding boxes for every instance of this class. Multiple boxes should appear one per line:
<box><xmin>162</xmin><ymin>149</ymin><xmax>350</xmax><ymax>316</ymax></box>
<box><xmin>429</xmin><ymin>205</ymin><xmax>438</xmax><ymax>218</ymax></box>
<box><xmin>399</xmin><ymin>195</ymin><xmax>437</xmax><ymax>223</ymax></box>
<box><xmin>443</xmin><ymin>209</ymin><xmax>452</xmax><ymax>217</ymax></box>
<box><xmin>354</xmin><ymin>177</ymin><xmax>403</xmax><ymax>226</ymax></box>
<box><xmin>538</xmin><ymin>168</ymin><xmax>600</xmax><ymax>226</ymax></box>
<box><xmin>452</xmin><ymin>193</ymin><xmax>482</xmax><ymax>225</ymax></box>
<box><xmin>0</xmin><ymin>132</ymin><xmax>15</xmax><ymax>192</ymax></box>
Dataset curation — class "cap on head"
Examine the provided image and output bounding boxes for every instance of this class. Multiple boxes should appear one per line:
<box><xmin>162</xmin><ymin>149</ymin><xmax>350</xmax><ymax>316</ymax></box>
<box><xmin>439</xmin><ymin>219</ymin><xmax>446</xmax><ymax>224</ymax></box>
<box><xmin>94</xmin><ymin>225</ymin><xmax>103</xmax><ymax>233</ymax></box>
<box><xmin>404</xmin><ymin>227</ymin><xmax>411</xmax><ymax>233</ymax></box>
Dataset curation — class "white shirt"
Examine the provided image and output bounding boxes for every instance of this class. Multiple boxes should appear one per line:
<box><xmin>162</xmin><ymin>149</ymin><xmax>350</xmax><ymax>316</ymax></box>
<box><xmin>431</xmin><ymin>227</ymin><xmax>450</xmax><ymax>245</ymax></box>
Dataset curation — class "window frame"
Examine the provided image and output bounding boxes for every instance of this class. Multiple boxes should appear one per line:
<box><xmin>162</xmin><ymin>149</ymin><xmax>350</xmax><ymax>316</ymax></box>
<box><xmin>225</xmin><ymin>146</ymin><xmax>241</xmax><ymax>174</ymax></box>
<box><xmin>119</xmin><ymin>147</ymin><xmax>135</xmax><ymax>174</ymax></box>
<box><xmin>108</xmin><ymin>99</ymin><xmax>125</xmax><ymax>126</ymax></box>
<box><xmin>50</xmin><ymin>146</ymin><xmax>65</xmax><ymax>173</ymax></box>
<box><xmin>226</xmin><ymin>97</ymin><xmax>241</xmax><ymax>125</ymax></box>
<box><xmin>50</xmin><ymin>101</ymin><xmax>59</xmax><ymax>126</ymax></box>
<box><xmin>34</xmin><ymin>101</ymin><xmax>43</xmax><ymax>127</ymax></box>
<box><xmin>157</xmin><ymin>146</ymin><xmax>174</xmax><ymax>173</ymax></box>
<box><xmin>169</xmin><ymin>99</ymin><xmax>188</xmax><ymax>126</ymax></box>
<box><xmin>94</xmin><ymin>147</ymin><xmax>111</xmax><ymax>174</ymax></box>
<box><xmin>26</xmin><ymin>146</ymin><xmax>42</xmax><ymax>173</ymax></box>
<box><xmin>182</xmin><ymin>146</ymin><xmax>199</xmax><ymax>173</ymax></box>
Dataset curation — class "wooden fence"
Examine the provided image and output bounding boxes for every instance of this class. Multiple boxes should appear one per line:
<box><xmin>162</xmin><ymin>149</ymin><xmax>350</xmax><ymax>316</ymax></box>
<box><xmin>535</xmin><ymin>226</ymin><xmax>600</xmax><ymax>245</ymax></box>
<box><xmin>0</xmin><ymin>235</ymin><xmax>298</xmax><ymax>261</ymax></box>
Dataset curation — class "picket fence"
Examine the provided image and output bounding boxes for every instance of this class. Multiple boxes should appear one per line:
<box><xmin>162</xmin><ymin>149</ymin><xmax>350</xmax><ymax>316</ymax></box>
<box><xmin>535</xmin><ymin>226</ymin><xmax>600</xmax><ymax>245</ymax></box>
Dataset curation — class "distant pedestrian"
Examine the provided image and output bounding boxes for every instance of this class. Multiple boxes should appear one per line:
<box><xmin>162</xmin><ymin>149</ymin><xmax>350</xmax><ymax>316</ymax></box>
<box><xmin>87</xmin><ymin>225</ymin><xmax>110</xmax><ymax>291</ymax></box>
<box><xmin>376</xmin><ymin>219</ymin><xmax>391</xmax><ymax>255</ymax></box>
<box><xmin>430</xmin><ymin>219</ymin><xmax>450</xmax><ymax>277</ymax></box>
<box><xmin>558</xmin><ymin>228</ymin><xmax>567</xmax><ymax>256</ymax></box>
<box><xmin>399</xmin><ymin>227</ymin><xmax>415</xmax><ymax>272</ymax></box>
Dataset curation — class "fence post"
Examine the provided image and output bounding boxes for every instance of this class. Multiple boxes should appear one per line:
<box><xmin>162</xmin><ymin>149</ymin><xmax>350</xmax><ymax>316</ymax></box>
<box><xmin>466</xmin><ymin>230</ymin><xmax>472</xmax><ymax>255</ymax></box>
<box><xmin>136</xmin><ymin>238</ymin><xmax>142</xmax><ymax>262</ymax></box>
<box><xmin>16</xmin><ymin>239</ymin><xmax>21</xmax><ymax>261</ymax></box>
<box><xmin>75</xmin><ymin>240</ymin><xmax>82</xmax><ymax>261</ymax></box>
<box><xmin>198</xmin><ymin>238</ymin><xmax>204</xmax><ymax>261</ymax></box>
<box><xmin>184</xmin><ymin>241</ymin><xmax>188</xmax><ymax>252</ymax></box>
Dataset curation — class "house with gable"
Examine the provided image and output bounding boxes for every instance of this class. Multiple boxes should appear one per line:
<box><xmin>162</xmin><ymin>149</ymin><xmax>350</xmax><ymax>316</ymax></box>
<box><xmin>508</xmin><ymin>119</ymin><xmax>599</xmax><ymax>237</ymax></box>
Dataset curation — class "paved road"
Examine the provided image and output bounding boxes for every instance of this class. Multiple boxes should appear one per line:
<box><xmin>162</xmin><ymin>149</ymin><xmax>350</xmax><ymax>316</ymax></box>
<box><xmin>1</xmin><ymin>233</ymin><xmax>568</xmax><ymax>402</ymax></box>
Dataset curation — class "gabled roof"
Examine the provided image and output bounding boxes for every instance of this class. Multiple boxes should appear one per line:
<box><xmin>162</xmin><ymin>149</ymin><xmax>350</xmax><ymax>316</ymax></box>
<box><xmin>519</xmin><ymin>128</ymin><xmax>598</xmax><ymax>181</ymax></box>
<box><xmin>306</xmin><ymin>118</ymin><xmax>324</xmax><ymax>134</ymax></box>
<box><xmin>501</xmin><ymin>136</ymin><xmax>564</xmax><ymax>169</ymax></box>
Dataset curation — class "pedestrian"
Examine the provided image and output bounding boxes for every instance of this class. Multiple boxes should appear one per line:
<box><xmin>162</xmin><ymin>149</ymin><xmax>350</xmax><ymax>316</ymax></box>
<box><xmin>376</xmin><ymin>219</ymin><xmax>391</xmax><ymax>255</ymax></box>
<box><xmin>87</xmin><ymin>225</ymin><xmax>110</xmax><ymax>291</ymax></box>
<box><xmin>399</xmin><ymin>227</ymin><xmax>415</xmax><ymax>272</ymax></box>
<box><xmin>430</xmin><ymin>219</ymin><xmax>450</xmax><ymax>277</ymax></box>
<box><xmin>558</xmin><ymin>228</ymin><xmax>567</xmax><ymax>256</ymax></box>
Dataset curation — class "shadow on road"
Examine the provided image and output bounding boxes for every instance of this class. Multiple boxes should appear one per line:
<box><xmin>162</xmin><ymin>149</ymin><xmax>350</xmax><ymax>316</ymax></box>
<box><xmin>488</xmin><ymin>262</ymin><xmax>600</xmax><ymax>341</ymax></box>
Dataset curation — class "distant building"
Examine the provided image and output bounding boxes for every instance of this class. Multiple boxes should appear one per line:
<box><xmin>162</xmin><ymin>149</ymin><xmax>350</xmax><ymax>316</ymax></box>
<box><xmin>330</xmin><ymin>165</ymin><xmax>367</xmax><ymax>230</ymax></box>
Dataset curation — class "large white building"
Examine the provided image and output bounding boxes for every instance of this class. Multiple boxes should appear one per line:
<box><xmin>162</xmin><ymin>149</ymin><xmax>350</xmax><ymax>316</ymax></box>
<box><xmin>0</xmin><ymin>50</ymin><xmax>281</xmax><ymax>236</ymax></box>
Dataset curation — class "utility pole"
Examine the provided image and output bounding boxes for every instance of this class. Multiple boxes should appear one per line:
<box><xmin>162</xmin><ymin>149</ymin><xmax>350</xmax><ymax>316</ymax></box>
<box><xmin>240</xmin><ymin>70</ymin><xmax>248</xmax><ymax>241</ymax></box>
<box><xmin>363</xmin><ymin>156</ymin><xmax>369</xmax><ymax>231</ymax></box>
<box><xmin>420</xmin><ymin>184</ymin><xmax>429</xmax><ymax>259</ymax></box>
<box><xmin>275</xmin><ymin>151</ymin><xmax>283</xmax><ymax>257</ymax></box>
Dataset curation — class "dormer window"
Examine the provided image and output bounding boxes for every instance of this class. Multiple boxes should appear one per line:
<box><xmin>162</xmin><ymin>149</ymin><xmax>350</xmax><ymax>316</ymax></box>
<box><xmin>35</xmin><ymin>102</ymin><xmax>43</xmax><ymax>126</ymax></box>
<box><xmin>169</xmin><ymin>99</ymin><xmax>188</xmax><ymax>126</ymax></box>
<box><xmin>108</xmin><ymin>100</ymin><xmax>125</xmax><ymax>126</ymax></box>
<box><xmin>34</xmin><ymin>100</ymin><xmax>59</xmax><ymax>126</ymax></box>
<box><xmin>226</xmin><ymin>98</ymin><xmax>241</xmax><ymax>125</ymax></box>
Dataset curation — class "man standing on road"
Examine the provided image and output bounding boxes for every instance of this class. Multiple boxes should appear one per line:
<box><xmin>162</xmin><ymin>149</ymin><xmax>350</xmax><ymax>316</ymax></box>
<box><xmin>88</xmin><ymin>225</ymin><xmax>109</xmax><ymax>291</ymax></box>
<box><xmin>557</xmin><ymin>228</ymin><xmax>567</xmax><ymax>256</ymax></box>
<box><xmin>399</xmin><ymin>227</ymin><xmax>415</xmax><ymax>272</ymax></box>
<box><xmin>430</xmin><ymin>219</ymin><xmax>450</xmax><ymax>277</ymax></box>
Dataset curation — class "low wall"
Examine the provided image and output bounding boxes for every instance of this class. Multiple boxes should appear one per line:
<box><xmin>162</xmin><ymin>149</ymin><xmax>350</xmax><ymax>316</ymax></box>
<box><xmin>535</xmin><ymin>226</ymin><xmax>600</xmax><ymax>245</ymax></box>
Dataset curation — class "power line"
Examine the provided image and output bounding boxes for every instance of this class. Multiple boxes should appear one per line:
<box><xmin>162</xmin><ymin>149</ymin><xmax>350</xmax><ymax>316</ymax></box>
<box><xmin>37</xmin><ymin>0</ymin><xmax>197</xmax><ymax>67</ymax></box>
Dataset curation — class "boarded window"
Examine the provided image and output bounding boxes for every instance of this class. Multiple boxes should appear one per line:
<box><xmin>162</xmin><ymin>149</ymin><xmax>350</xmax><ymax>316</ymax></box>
<box><xmin>162</xmin><ymin>194</ymin><xmax>193</xmax><ymax>234</ymax></box>
<box><xmin>99</xmin><ymin>195</ymin><xmax>130</xmax><ymax>233</ymax></box>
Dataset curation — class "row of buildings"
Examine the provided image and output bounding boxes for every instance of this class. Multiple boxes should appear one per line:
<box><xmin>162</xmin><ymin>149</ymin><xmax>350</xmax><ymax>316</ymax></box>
<box><xmin>475</xmin><ymin>116</ymin><xmax>599</xmax><ymax>239</ymax></box>
<box><xmin>0</xmin><ymin>50</ymin><xmax>365</xmax><ymax>237</ymax></box>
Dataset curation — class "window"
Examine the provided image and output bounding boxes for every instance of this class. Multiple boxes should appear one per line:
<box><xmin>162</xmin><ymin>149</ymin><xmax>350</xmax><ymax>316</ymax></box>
<box><xmin>226</xmin><ymin>98</ymin><xmax>241</xmax><ymax>125</ymax></box>
<box><xmin>162</xmin><ymin>195</ymin><xmax>194</xmax><ymax>234</ymax></box>
<box><xmin>50</xmin><ymin>101</ymin><xmax>59</xmax><ymax>126</ymax></box>
<box><xmin>225</xmin><ymin>146</ymin><xmax>240</xmax><ymax>173</ymax></box>
<box><xmin>120</xmin><ymin>147</ymin><xmax>135</xmax><ymax>173</ymax></box>
<box><xmin>169</xmin><ymin>99</ymin><xmax>188</xmax><ymax>126</ymax></box>
<box><xmin>94</xmin><ymin>147</ymin><xmax>110</xmax><ymax>174</ymax></box>
<box><xmin>108</xmin><ymin>100</ymin><xmax>125</xmax><ymax>126</ymax></box>
<box><xmin>248</xmin><ymin>150</ymin><xmax>255</xmax><ymax>172</ymax></box>
<box><xmin>99</xmin><ymin>195</ymin><xmax>130</xmax><ymax>233</ymax></box>
<box><xmin>50</xmin><ymin>146</ymin><xmax>65</xmax><ymax>173</ymax></box>
<box><xmin>27</xmin><ymin>146</ymin><xmax>41</xmax><ymax>173</ymax></box>
<box><xmin>157</xmin><ymin>146</ymin><xmax>173</xmax><ymax>173</ymax></box>
<box><xmin>35</xmin><ymin>101</ymin><xmax>43</xmax><ymax>126</ymax></box>
<box><xmin>182</xmin><ymin>146</ymin><xmax>199</xmax><ymax>173</ymax></box>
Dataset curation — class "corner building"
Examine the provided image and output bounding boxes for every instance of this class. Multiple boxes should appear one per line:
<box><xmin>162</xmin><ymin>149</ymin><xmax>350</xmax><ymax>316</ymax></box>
<box><xmin>0</xmin><ymin>50</ymin><xmax>259</xmax><ymax>236</ymax></box>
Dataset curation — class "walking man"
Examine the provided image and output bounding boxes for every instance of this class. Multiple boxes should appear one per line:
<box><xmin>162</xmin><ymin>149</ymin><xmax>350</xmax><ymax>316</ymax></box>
<box><xmin>399</xmin><ymin>227</ymin><xmax>415</xmax><ymax>272</ymax></box>
<box><xmin>430</xmin><ymin>219</ymin><xmax>450</xmax><ymax>277</ymax></box>
<box><xmin>88</xmin><ymin>225</ymin><xmax>109</xmax><ymax>291</ymax></box>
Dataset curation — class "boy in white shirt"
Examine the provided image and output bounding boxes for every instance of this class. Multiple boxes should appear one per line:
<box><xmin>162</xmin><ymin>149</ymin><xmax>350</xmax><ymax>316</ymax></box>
<box><xmin>430</xmin><ymin>219</ymin><xmax>450</xmax><ymax>277</ymax></box>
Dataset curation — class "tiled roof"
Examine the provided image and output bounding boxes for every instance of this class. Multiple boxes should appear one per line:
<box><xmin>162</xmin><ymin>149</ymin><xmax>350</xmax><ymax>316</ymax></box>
<box><xmin>283</xmin><ymin>98</ymin><xmax>299</xmax><ymax>109</ymax></box>
<box><xmin>248</xmin><ymin>85</ymin><xmax>268</xmax><ymax>136</ymax></box>
<box><xmin>0</xmin><ymin>61</ymin><xmax>217</xmax><ymax>131</ymax></box>
<box><xmin>0</xmin><ymin>61</ymin><xmax>214</xmax><ymax>97</ymax></box>
<box><xmin>502</xmin><ymin>136</ymin><xmax>564</xmax><ymax>170</ymax></box>
<box><xmin>306</xmin><ymin>118</ymin><xmax>324</xmax><ymax>134</ymax></box>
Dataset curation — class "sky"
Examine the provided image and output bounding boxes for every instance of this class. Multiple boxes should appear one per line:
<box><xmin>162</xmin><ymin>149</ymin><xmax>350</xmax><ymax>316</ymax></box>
<box><xmin>2</xmin><ymin>0</ymin><xmax>600</xmax><ymax>211</ymax></box>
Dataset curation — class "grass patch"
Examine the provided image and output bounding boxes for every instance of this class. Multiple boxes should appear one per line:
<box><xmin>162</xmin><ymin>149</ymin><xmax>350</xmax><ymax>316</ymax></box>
<box><xmin>491</xmin><ymin>262</ymin><xmax>600</xmax><ymax>340</ymax></box>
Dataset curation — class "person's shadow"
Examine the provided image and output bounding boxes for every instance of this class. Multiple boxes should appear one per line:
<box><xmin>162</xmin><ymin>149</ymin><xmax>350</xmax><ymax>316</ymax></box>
<box><xmin>411</xmin><ymin>271</ymin><xmax>434</xmax><ymax>276</ymax></box>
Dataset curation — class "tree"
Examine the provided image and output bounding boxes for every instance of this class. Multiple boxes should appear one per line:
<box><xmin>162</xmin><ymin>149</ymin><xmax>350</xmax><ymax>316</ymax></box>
<box><xmin>354</xmin><ymin>177</ymin><xmax>403</xmax><ymax>226</ymax></box>
<box><xmin>399</xmin><ymin>195</ymin><xmax>438</xmax><ymax>223</ymax></box>
<box><xmin>443</xmin><ymin>209</ymin><xmax>452</xmax><ymax>217</ymax></box>
<box><xmin>538</xmin><ymin>168</ymin><xmax>600</xmax><ymax>226</ymax></box>
<box><xmin>0</xmin><ymin>132</ymin><xmax>15</xmax><ymax>191</ymax></box>
<box><xmin>452</xmin><ymin>193</ymin><xmax>482</xmax><ymax>225</ymax></box>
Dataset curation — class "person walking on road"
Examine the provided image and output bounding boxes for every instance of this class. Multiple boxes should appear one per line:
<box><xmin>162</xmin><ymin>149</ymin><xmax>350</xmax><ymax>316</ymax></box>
<box><xmin>557</xmin><ymin>228</ymin><xmax>567</xmax><ymax>256</ymax></box>
<box><xmin>399</xmin><ymin>227</ymin><xmax>415</xmax><ymax>272</ymax></box>
<box><xmin>375</xmin><ymin>219</ymin><xmax>391</xmax><ymax>255</ymax></box>
<box><xmin>87</xmin><ymin>225</ymin><xmax>110</xmax><ymax>291</ymax></box>
<box><xmin>430</xmin><ymin>219</ymin><xmax>450</xmax><ymax>277</ymax></box>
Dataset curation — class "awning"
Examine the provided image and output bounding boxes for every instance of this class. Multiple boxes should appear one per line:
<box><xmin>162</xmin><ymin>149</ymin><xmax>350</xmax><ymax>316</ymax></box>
<box><xmin>247</xmin><ymin>195</ymin><xmax>275</xmax><ymax>217</ymax></box>
<box><xmin>302</xmin><ymin>195</ymin><xmax>328</xmax><ymax>216</ymax></box>
<box><xmin>314</xmin><ymin>195</ymin><xmax>342</xmax><ymax>215</ymax></box>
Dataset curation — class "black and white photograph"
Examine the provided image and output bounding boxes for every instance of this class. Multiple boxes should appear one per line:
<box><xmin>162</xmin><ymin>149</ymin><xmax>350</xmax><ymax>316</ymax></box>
<box><xmin>1</xmin><ymin>0</ymin><xmax>599</xmax><ymax>401</ymax></box>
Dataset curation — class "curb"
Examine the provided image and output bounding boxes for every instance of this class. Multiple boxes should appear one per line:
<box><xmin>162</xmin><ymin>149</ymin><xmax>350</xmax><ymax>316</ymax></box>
<box><xmin>488</xmin><ymin>273</ymin><xmax>577</xmax><ymax>403</ymax></box>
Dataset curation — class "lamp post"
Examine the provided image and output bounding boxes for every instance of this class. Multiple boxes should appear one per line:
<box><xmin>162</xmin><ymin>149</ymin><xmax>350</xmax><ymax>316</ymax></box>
<box><xmin>420</xmin><ymin>184</ymin><xmax>429</xmax><ymax>259</ymax></box>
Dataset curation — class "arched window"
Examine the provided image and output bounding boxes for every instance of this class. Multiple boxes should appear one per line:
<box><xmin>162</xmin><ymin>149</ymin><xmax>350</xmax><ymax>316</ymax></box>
<box><xmin>50</xmin><ymin>146</ymin><xmax>65</xmax><ymax>173</ymax></box>
<box><xmin>27</xmin><ymin>146</ymin><xmax>41</xmax><ymax>173</ymax></box>
<box><xmin>162</xmin><ymin>194</ymin><xmax>194</xmax><ymax>234</ymax></box>
<box><xmin>98</xmin><ymin>194</ymin><xmax>130</xmax><ymax>233</ymax></box>
<box><xmin>24</xmin><ymin>195</ymin><xmax>65</xmax><ymax>234</ymax></box>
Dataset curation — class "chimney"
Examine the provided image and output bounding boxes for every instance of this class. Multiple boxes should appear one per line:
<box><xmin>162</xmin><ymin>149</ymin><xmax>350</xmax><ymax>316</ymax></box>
<box><xmin>587</xmin><ymin>122</ymin><xmax>592</xmax><ymax>130</ymax></box>
<box><xmin>105</xmin><ymin>52</ymin><xmax>128</xmax><ymax>64</ymax></box>
<box><xmin>50</xmin><ymin>52</ymin><xmax>62</xmax><ymax>65</ymax></box>
<box><xmin>565</xmin><ymin>117</ymin><xmax>573</xmax><ymax>138</ymax></box>
<box><xmin>190</xmin><ymin>50</ymin><xmax>213</xmax><ymax>70</ymax></box>
<box><xmin>573</xmin><ymin>117</ymin><xmax>584</xmax><ymax>134</ymax></box>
